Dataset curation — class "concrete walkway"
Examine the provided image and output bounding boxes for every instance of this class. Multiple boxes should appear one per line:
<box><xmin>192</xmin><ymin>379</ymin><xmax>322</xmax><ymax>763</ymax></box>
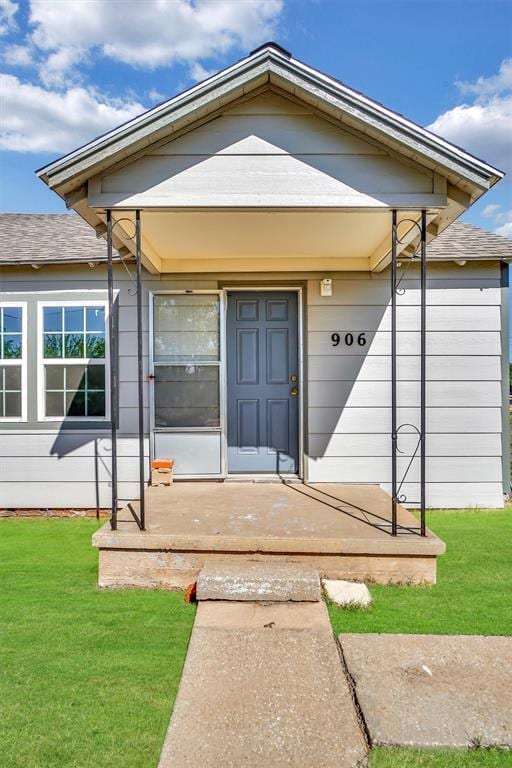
<box><xmin>159</xmin><ymin>566</ymin><xmax>368</xmax><ymax>768</ymax></box>
<box><xmin>340</xmin><ymin>633</ymin><xmax>512</xmax><ymax>749</ymax></box>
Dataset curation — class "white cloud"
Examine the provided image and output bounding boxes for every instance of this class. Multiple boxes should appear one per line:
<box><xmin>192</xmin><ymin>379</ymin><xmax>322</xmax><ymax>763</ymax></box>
<box><xmin>26</xmin><ymin>0</ymin><xmax>282</xmax><ymax>85</ymax></box>
<box><xmin>429</xmin><ymin>60</ymin><xmax>512</xmax><ymax>239</ymax></box>
<box><xmin>428</xmin><ymin>95</ymin><xmax>512</xmax><ymax>173</ymax></box>
<box><xmin>0</xmin><ymin>0</ymin><xmax>18</xmax><ymax>36</ymax></box>
<box><xmin>428</xmin><ymin>59</ymin><xmax>512</xmax><ymax>175</ymax></box>
<box><xmin>147</xmin><ymin>88</ymin><xmax>165</xmax><ymax>103</ymax></box>
<box><xmin>189</xmin><ymin>62</ymin><xmax>217</xmax><ymax>82</ymax></box>
<box><xmin>3</xmin><ymin>43</ymin><xmax>33</xmax><ymax>66</ymax></box>
<box><xmin>456</xmin><ymin>58</ymin><xmax>512</xmax><ymax>100</ymax></box>
<box><xmin>495</xmin><ymin>221</ymin><xmax>512</xmax><ymax>238</ymax></box>
<box><xmin>0</xmin><ymin>73</ymin><xmax>145</xmax><ymax>152</ymax></box>
<box><xmin>482</xmin><ymin>203</ymin><xmax>501</xmax><ymax>218</ymax></box>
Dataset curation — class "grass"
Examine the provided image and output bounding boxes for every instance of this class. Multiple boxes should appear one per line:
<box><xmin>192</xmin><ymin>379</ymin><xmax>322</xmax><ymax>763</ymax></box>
<box><xmin>0</xmin><ymin>519</ymin><xmax>196</xmax><ymax>768</ymax></box>
<box><xmin>329</xmin><ymin>508</ymin><xmax>512</xmax><ymax>768</ymax></box>
<box><xmin>1</xmin><ymin>511</ymin><xmax>511</xmax><ymax>767</ymax></box>
<box><xmin>329</xmin><ymin>508</ymin><xmax>512</xmax><ymax>636</ymax></box>
<box><xmin>370</xmin><ymin>747</ymin><xmax>512</xmax><ymax>768</ymax></box>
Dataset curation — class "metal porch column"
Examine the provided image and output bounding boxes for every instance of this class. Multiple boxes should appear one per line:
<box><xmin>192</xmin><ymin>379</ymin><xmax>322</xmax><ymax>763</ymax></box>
<box><xmin>106</xmin><ymin>210</ymin><xmax>118</xmax><ymax>530</ymax></box>
<box><xmin>420</xmin><ymin>209</ymin><xmax>427</xmax><ymax>536</ymax></box>
<box><xmin>391</xmin><ymin>210</ymin><xmax>427</xmax><ymax>536</ymax></box>
<box><xmin>391</xmin><ymin>210</ymin><xmax>398</xmax><ymax>535</ymax></box>
<box><xmin>135</xmin><ymin>210</ymin><xmax>146</xmax><ymax>530</ymax></box>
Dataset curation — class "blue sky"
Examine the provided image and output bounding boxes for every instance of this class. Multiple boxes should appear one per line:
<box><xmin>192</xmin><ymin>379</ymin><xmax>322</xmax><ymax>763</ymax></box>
<box><xmin>0</xmin><ymin>0</ymin><xmax>511</xmax><ymax>237</ymax></box>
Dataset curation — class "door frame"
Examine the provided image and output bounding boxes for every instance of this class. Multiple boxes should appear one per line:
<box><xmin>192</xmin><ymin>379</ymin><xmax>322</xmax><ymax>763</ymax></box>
<box><xmin>222</xmin><ymin>286</ymin><xmax>304</xmax><ymax>479</ymax></box>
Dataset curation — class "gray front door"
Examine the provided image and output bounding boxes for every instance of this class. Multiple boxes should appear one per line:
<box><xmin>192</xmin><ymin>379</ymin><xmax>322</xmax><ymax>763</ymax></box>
<box><xmin>227</xmin><ymin>291</ymin><xmax>299</xmax><ymax>473</ymax></box>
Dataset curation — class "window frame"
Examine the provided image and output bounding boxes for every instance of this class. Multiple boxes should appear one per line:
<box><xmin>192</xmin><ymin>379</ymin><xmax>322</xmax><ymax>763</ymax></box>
<box><xmin>0</xmin><ymin>301</ymin><xmax>27</xmax><ymax>423</ymax></box>
<box><xmin>149</xmin><ymin>291</ymin><xmax>224</xmax><ymax>433</ymax></box>
<box><xmin>37</xmin><ymin>299</ymin><xmax>110</xmax><ymax>422</ymax></box>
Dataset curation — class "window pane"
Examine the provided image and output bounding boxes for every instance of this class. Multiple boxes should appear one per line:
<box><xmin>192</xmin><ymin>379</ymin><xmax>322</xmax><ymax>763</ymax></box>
<box><xmin>155</xmin><ymin>365</ymin><xmax>219</xmax><ymax>428</ymax></box>
<box><xmin>4</xmin><ymin>366</ymin><xmax>21</xmax><ymax>389</ymax></box>
<box><xmin>66</xmin><ymin>391</ymin><xmax>86</xmax><ymax>416</ymax></box>
<box><xmin>86</xmin><ymin>307</ymin><xmax>105</xmax><ymax>332</ymax></box>
<box><xmin>64</xmin><ymin>333</ymin><xmax>84</xmax><ymax>358</ymax></box>
<box><xmin>2</xmin><ymin>307</ymin><xmax>22</xmax><ymax>333</ymax></box>
<box><xmin>87</xmin><ymin>391</ymin><xmax>105</xmax><ymax>416</ymax></box>
<box><xmin>65</xmin><ymin>365</ymin><xmax>86</xmax><ymax>391</ymax></box>
<box><xmin>44</xmin><ymin>364</ymin><xmax>105</xmax><ymax>418</ymax></box>
<box><xmin>44</xmin><ymin>334</ymin><xmax>62</xmax><ymax>358</ymax></box>
<box><xmin>0</xmin><ymin>365</ymin><xmax>22</xmax><ymax>418</ymax></box>
<box><xmin>4</xmin><ymin>392</ymin><xmax>21</xmax><ymax>418</ymax></box>
<box><xmin>87</xmin><ymin>365</ymin><xmax>105</xmax><ymax>389</ymax></box>
<box><xmin>46</xmin><ymin>391</ymin><xmax>64</xmax><ymax>417</ymax></box>
<box><xmin>86</xmin><ymin>333</ymin><xmax>105</xmax><ymax>358</ymax></box>
<box><xmin>154</xmin><ymin>295</ymin><xmax>219</xmax><ymax>362</ymax></box>
<box><xmin>45</xmin><ymin>366</ymin><xmax>64</xmax><ymax>389</ymax></box>
<box><xmin>3</xmin><ymin>334</ymin><xmax>22</xmax><ymax>359</ymax></box>
<box><xmin>44</xmin><ymin>307</ymin><xmax>62</xmax><ymax>332</ymax></box>
<box><xmin>64</xmin><ymin>306</ymin><xmax>84</xmax><ymax>332</ymax></box>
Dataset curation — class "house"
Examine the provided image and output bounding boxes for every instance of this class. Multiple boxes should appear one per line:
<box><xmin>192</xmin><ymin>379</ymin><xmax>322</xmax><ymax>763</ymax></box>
<box><xmin>1</xmin><ymin>43</ymin><xmax>510</xmax><ymax>585</ymax></box>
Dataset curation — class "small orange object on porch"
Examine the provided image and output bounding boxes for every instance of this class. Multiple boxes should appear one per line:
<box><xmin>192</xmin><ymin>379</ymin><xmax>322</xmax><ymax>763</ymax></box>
<box><xmin>151</xmin><ymin>458</ymin><xmax>174</xmax><ymax>486</ymax></box>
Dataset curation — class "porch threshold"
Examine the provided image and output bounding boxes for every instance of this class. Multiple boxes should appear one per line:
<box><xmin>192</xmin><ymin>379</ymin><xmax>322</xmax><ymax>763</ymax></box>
<box><xmin>92</xmin><ymin>483</ymin><xmax>445</xmax><ymax>588</ymax></box>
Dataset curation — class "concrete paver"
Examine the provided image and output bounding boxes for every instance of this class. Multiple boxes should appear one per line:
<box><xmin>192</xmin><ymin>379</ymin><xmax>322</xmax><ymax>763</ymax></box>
<box><xmin>196</xmin><ymin>561</ymin><xmax>321</xmax><ymax>602</ymax></box>
<box><xmin>340</xmin><ymin>633</ymin><xmax>512</xmax><ymax>748</ymax></box>
<box><xmin>159</xmin><ymin>601</ymin><xmax>368</xmax><ymax>768</ymax></box>
<box><xmin>323</xmin><ymin>579</ymin><xmax>372</xmax><ymax>607</ymax></box>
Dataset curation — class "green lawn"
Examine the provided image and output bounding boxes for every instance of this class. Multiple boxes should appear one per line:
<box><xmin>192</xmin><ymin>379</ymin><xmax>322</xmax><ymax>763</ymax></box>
<box><xmin>329</xmin><ymin>508</ymin><xmax>512</xmax><ymax>636</ymax></box>
<box><xmin>1</xmin><ymin>511</ymin><xmax>511</xmax><ymax>768</ymax></box>
<box><xmin>0</xmin><ymin>519</ymin><xmax>196</xmax><ymax>768</ymax></box>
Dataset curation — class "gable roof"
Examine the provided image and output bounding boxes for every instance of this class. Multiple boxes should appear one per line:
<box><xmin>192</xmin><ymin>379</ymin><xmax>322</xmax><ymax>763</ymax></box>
<box><xmin>0</xmin><ymin>213</ymin><xmax>510</xmax><ymax>266</ymax></box>
<box><xmin>37</xmin><ymin>43</ymin><xmax>503</xmax><ymax>197</ymax></box>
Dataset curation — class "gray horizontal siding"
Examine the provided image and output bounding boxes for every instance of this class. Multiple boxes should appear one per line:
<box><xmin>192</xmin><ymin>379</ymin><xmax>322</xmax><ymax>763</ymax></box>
<box><xmin>0</xmin><ymin>260</ymin><xmax>505</xmax><ymax>509</ymax></box>
<box><xmin>305</xmin><ymin>265</ymin><xmax>504</xmax><ymax>507</ymax></box>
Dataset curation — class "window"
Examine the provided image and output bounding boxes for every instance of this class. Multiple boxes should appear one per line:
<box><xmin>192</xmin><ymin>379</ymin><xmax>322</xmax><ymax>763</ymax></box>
<box><xmin>152</xmin><ymin>294</ymin><xmax>220</xmax><ymax>429</ymax></box>
<box><xmin>0</xmin><ymin>303</ymin><xmax>26</xmax><ymax>421</ymax></box>
<box><xmin>39</xmin><ymin>302</ymin><xmax>108</xmax><ymax>420</ymax></box>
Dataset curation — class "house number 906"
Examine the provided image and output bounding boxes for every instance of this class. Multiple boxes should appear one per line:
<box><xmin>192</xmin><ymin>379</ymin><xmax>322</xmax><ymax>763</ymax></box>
<box><xmin>331</xmin><ymin>332</ymin><xmax>367</xmax><ymax>347</ymax></box>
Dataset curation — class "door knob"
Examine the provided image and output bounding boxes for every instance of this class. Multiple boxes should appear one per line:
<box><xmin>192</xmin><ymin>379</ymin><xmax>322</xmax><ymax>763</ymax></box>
<box><xmin>290</xmin><ymin>387</ymin><xmax>298</xmax><ymax>396</ymax></box>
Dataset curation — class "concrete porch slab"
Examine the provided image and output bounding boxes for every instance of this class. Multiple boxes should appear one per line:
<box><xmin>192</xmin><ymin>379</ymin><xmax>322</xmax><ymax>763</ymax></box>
<box><xmin>92</xmin><ymin>483</ymin><xmax>445</xmax><ymax>587</ymax></box>
<box><xmin>340</xmin><ymin>633</ymin><xmax>512</xmax><ymax>748</ymax></box>
<box><xmin>196</xmin><ymin>561</ymin><xmax>321</xmax><ymax>602</ymax></box>
<box><xmin>159</xmin><ymin>601</ymin><xmax>368</xmax><ymax>768</ymax></box>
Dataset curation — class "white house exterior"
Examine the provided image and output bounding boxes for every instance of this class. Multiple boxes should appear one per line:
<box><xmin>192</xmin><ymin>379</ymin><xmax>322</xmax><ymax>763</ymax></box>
<box><xmin>0</xmin><ymin>43</ymin><xmax>510</xmax><ymax>512</ymax></box>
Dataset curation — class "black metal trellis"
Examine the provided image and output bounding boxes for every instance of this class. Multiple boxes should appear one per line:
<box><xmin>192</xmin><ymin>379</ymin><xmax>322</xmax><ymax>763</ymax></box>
<box><xmin>106</xmin><ymin>209</ymin><xmax>145</xmax><ymax>531</ymax></box>
<box><xmin>391</xmin><ymin>209</ymin><xmax>427</xmax><ymax>536</ymax></box>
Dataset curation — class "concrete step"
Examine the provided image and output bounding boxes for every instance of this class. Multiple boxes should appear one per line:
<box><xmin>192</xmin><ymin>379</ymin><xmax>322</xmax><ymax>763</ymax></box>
<box><xmin>158</xmin><ymin>601</ymin><xmax>368</xmax><ymax>768</ymax></box>
<box><xmin>196</xmin><ymin>561</ymin><xmax>321</xmax><ymax>602</ymax></box>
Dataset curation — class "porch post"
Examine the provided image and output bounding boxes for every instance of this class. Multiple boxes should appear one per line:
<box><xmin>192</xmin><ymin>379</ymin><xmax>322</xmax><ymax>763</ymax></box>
<box><xmin>106</xmin><ymin>209</ymin><xmax>118</xmax><ymax>530</ymax></box>
<box><xmin>135</xmin><ymin>210</ymin><xmax>146</xmax><ymax>530</ymax></box>
<box><xmin>391</xmin><ymin>210</ymin><xmax>398</xmax><ymax>535</ymax></box>
<box><xmin>420</xmin><ymin>209</ymin><xmax>427</xmax><ymax>536</ymax></box>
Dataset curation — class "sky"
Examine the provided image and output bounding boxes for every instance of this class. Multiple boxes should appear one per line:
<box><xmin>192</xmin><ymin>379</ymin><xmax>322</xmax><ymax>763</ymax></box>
<box><xmin>0</xmin><ymin>0</ymin><xmax>511</xmax><ymax>239</ymax></box>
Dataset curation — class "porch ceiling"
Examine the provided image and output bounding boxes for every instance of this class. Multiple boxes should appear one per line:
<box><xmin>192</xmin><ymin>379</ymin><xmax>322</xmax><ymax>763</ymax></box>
<box><xmin>95</xmin><ymin>207</ymin><xmax>438</xmax><ymax>274</ymax></box>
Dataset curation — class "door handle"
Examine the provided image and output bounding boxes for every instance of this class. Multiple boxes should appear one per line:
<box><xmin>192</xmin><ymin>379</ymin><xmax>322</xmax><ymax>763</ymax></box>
<box><xmin>290</xmin><ymin>387</ymin><xmax>298</xmax><ymax>396</ymax></box>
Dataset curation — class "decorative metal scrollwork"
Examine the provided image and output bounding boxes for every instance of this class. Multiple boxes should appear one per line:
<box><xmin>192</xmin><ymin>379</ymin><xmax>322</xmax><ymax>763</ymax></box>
<box><xmin>110</xmin><ymin>217</ymin><xmax>139</xmax><ymax>295</ymax></box>
<box><xmin>393</xmin><ymin>217</ymin><xmax>423</xmax><ymax>295</ymax></box>
<box><xmin>393</xmin><ymin>423</ymin><xmax>421</xmax><ymax>505</ymax></box>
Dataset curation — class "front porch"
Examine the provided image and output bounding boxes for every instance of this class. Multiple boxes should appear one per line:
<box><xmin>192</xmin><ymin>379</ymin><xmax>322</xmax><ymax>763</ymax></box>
<box><xmin>92</xmin><ymin>481</ymin><xmax>445</xmax><ymax>587</ymax></box>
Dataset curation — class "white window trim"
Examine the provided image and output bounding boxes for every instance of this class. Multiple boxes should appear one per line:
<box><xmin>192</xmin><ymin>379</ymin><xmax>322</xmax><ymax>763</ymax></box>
<box><xmin>0</xmin><ymin>301</ymin><xmax>27</xmax><ymax>423</ymax></box>
<box><xmin>37</xmin><ymin>299</ymin><xmax>110</xmax><ymax>423</ymax></box>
